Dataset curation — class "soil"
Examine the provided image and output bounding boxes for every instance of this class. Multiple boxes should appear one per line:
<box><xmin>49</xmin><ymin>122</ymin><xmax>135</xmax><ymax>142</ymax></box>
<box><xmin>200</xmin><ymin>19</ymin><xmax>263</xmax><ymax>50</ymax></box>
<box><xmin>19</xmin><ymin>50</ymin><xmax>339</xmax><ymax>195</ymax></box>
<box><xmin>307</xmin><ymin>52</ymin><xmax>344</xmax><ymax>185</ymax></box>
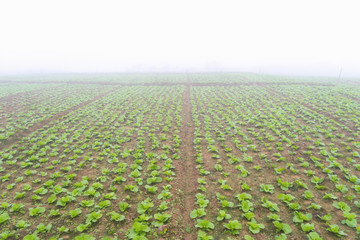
<box><xmin>172</xmin><ymin>76</ymin><xmax>199</xmax><ymax>240</ymax></box>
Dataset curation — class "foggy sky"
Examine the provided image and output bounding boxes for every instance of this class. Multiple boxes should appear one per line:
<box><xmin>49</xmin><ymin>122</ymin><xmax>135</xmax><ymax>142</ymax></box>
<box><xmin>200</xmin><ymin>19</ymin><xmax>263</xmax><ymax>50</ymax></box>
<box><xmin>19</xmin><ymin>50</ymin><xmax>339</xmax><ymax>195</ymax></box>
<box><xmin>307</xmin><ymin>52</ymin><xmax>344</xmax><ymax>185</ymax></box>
<box><xmin>0</xmin><ymin>0</ymin><xmax>359</xmax><ymax>77</ymax></box>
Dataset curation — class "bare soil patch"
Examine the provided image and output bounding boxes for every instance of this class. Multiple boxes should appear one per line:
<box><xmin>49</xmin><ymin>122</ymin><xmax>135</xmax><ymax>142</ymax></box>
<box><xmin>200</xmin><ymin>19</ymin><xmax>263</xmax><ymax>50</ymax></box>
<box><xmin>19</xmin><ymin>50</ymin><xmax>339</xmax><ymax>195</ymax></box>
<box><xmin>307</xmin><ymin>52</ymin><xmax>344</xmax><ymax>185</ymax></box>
<box><xmin>172</xmin><ymin>79</ymin><xmax>198</xmax><ymax>240</ymax></box>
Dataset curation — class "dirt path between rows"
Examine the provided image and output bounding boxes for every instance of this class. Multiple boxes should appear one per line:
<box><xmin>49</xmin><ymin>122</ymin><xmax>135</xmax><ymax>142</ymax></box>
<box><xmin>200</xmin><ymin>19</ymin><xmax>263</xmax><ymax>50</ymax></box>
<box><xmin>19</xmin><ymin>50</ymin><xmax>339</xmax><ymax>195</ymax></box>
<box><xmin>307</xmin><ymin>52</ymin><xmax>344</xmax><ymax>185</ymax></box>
<box><xmin>0</xmin><ymin>89</ymin><xmax>116</xmax><ymax>151</ymax></box>
<box><xmin>173</xmin><ymin>76</ymin><xmax>198</xmax><ymax>240</ymax></box>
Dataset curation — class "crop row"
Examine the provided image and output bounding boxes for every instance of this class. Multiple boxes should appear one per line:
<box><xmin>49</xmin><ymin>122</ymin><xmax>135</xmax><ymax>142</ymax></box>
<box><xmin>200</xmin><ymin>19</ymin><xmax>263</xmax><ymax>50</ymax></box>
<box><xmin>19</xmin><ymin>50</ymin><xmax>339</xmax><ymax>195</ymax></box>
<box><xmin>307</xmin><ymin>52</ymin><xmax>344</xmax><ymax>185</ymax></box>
<box><xmin>0</xmin><ymin>84</ymin><xmax>113</xmax><ymax>142</ymax></box>
<box><xmin>1</xmin><ymin>76</ymin><xmax>360</xmax><ymax>239</ymax></box>
<box><xmin>0</xmin><ymin>83</ymin><xmax>57</xmax><ymax>99</ymax></box>
<box><xmin>0</xmin><ymin>86</ymin><xmax>184</xmax><ymax>239</ymax></box>
<box><xmin>270</xmin><ymin>85</ymin><xmax>360</xmax><ymax>128</ymax></box>
<box><xmin>189</xmin><ymin>85</ymin><xmax>360</xmax><ymax>239</ymax></box>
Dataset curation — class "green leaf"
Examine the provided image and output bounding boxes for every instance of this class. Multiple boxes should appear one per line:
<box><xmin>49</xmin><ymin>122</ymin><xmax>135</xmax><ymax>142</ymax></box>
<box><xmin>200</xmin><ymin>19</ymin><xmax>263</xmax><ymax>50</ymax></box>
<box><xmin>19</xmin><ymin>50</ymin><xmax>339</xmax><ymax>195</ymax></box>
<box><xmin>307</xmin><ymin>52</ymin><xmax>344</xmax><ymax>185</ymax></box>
<box><xmin>158</xmin><ymin>201</ymin><xmax>169</xmax><ymax>211</ymax></box>
<box><xmin>303</xmin><ymin>190</ymin><xmax>314</xmax><ymax>200</ymax></box>
<box><xmin>301</xmin><ymin>223</ymin><xmax>314</xmax><ymax>233</ymax></box>
<box><xmin>137</xmin><ymin>199</ymin><xmax>154</xmax><ymax>214</ymax></box>
<box><xmin>36</xmin><ymin>223</ymin><xmax>52</xmax><ymax>233</ymax></box>
<box><xmin>145</xmin><ymin>185</ymin><xmax>158</xmax><ymax>194</ymax></box>
<box><xmin>240</xmin><ymin>200</ymin><xmax>254</xmax><ymax>213</ymax></box>
<box><xmin>293</xmin><ymin>211</ymin><xmax>312</xmax><ymax>223</ymax></box>
<box><xmin>56</xmin><ymin>195</ymin><xmax>75</xmax><ymax>207</ymax></box>
<box><xmin>49</xmin><ymin>209</ymin><xmax>61</xmax><ymax>217</ymax></box>
<box><xmin>23</xmin><ymin>233</ymin><xmax>40</xmax><ymax>240</ymax></box>
<box><xmin>85</xmin><ymin>211</ymin><xmax>102</xmax><ymax>224</ymax></box>
<box><xmin>333</xmin><ymin>201</ymin><xmax>351</xmax><ymax>212</ymax></box>
<box><xmin>74</xmin><ymin>233</ymin><xmax>96</xmax><ymax>240</ymax></box>
<box><xmin>217</xmin><ymin>210</ymin><xmax>231</xmax><ymax>221</ymax></box>
<box><xmin>276</xmin><ymin>178</ymin><xmax>293</xmax><ymax>191</ymax></box>
<box><xmin>318</xmin><ymin>213</ymin><xmax>332</xmax><ymax>222</ymax></box>
<box><xmin>197</xmin><ymin>230</ymin><xmax>214</xmax><ymax>240</ymax></box>
<box><xmin>268</xmin><ymin>213</ymin><xmax>282</xmax><ymax>222</ymax></box>
<box><xmin>260</xmin><ymin>184</ymin><xmax>274</xmax><ymax>194</ymax></box>
<box><xmin>0</xmin><ymin>230</ymin><xmax>16</xmax><ymax>239</ymax></box>
<box><xmin>77</xmin><ymin>223</ymin><xmax>90</xmax><ymax>232</ymax></box>
<box><xmin>103</xmin><ymin>192</ymin><xmax>117</xmax><ymax>200</ymax></box>
<box><xmin>0</xmin><ymin>202</ymin><xmax>10</xmax><ymax>210</ymax></box>
<box><xmin>196</xmin><ymin>219</ymin><xmax>215</xmax><ymax>231</ymax></box>
<box><xmin>307</xmin><ymin>203</ymin><xmax>322</xmax><ymax>210</ymax></box>
<box><xmin>0</xmin><ymin>212</ymin><xmax>10</xmax><ymax>224</ymax></box>
<box><xmin>342</xmin><ymin>212</ymin><xmax>357</xmax><ymax>228</ymax></box>
<box><xmin>220</xmin><ymin>200</ymin><xmax>234</xmax><ymax>208</ymax></box>
<box><xmin>29</xmin><ymin>207</ymin><xmax>46</xmax><ymax>216</ymax></box>
<box><xmin>288</xmin><ymin>202</ymin><xmax>301</xmax><ymax>211</ymax></box>
<box><xmin>323</xmin><ymin>193</ymin><xmax>337</xmax><ymax>200</ymax></box>
<box><xmin>70</xmin><ymin>208</ymin><xmax>82</xmax><ymax>218</ymax></box>
<box><xmin>196</xmin><ymin>198</ymin><xmax>209</xmax><ymax>208</ymax></box>
<box><xmin>278</xmin><ymin>193</ymin><xmax>295</xmax><ymax>203</ymax></box>
<box><xmin>80</xmin><ymin>199</ymin><xmax>95</xmax><ymax>208</ymax></box>
<box><xmin>190</xmin><ymin>208</ymin><xmax>206</xmax><ymax>219</ymax></box>
<box><xmin>275</xmin><ymin>234</ymin><xmax>287</xmax><ymax>240</ymax></box>
<box><xmin>247</xmin><ymin>219</ymin><xmax>265</xmax><ymax>234</ymax></box>
<box><xmin>224</xmin><ymin>220</ymin><xmax>242</xmax><ymax>235</ymax></box>
<box><xmin>16</xmin><ymin>220</ymin><xmax>31</xmax><ymax>229</ymax></box>
<box><xmin>244</xmin><ymin>235</ymin><xmax>254</xmax><ymax>240</ymax></box>
<box><xmin>107</xmin><ymin>211</ymin><xmax>125</xmax><ymax>222</ymax></box>
<box><xmin>327</xmin><ymin>224</ymin><xmax>347</xmax><ymax>237</ymax></box>
<box><xmin>96</xmin><ymin>200</ymin><xmax>111</xmax><ymax>209</ymax></box>
<box><xmin>34</xmin><ymin>187</ymin><xmax>48</xmax><ymax>195</ymax></box>
<box><xmin>152</xmin><ymin>213</ymin><xmax>171</xmax><ymax>227</ymax></box>
<box><xmin>128</xmin><ymin>222</ymin><xmax>150</xmax><ymax>237</ymax></box>
<box><xmin>235</xmin><ymin>193</ymin><xmax>252</xmax><ymax>202</ymax></box>
<box><xmin>307</xmin><ymin>232</ymin><xmax>323</xmax><ymax>240</ymax></box>
<box><xmin>47</xmin><ymin>194</ymin><xmax>57</xmax><ymax>204</ymax></box>
<box><xmin>274</xmin><ymin>221</ymin><xmax>292</xmax><ymax>234</ymax></box>
<box><xmin>261</xmin><ymin>197</ymin><xmax>280</xmax><ymax>212</ymax></box>
<box><xmin>119</xmin><ymin>202</ymin><xmax>130</xmax><ymax>212</ymax></box>
<box><xmin>242</xmin><ymin>212</ymin><xmax>255</xmax><ymax>221</ymax></box>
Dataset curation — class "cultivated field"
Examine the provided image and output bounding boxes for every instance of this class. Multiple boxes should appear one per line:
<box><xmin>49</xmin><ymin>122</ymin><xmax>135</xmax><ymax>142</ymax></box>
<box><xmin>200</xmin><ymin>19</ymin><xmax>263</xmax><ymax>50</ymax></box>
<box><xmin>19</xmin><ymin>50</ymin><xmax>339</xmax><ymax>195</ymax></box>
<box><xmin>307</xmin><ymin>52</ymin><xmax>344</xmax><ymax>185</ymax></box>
<box><xmin>0</xmin><ymin>73</ymin><xmax>360</xmax><ymax>240</ymax></box>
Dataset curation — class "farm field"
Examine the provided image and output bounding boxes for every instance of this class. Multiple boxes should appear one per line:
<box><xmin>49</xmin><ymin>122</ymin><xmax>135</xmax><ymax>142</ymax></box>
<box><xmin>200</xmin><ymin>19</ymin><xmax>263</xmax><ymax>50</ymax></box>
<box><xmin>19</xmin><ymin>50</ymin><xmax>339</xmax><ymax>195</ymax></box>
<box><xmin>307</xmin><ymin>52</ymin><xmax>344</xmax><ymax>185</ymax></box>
<box><xmin>0</xmin><ymin>73</ymin><xmax>360</xmax><ymax>240</ymax></box>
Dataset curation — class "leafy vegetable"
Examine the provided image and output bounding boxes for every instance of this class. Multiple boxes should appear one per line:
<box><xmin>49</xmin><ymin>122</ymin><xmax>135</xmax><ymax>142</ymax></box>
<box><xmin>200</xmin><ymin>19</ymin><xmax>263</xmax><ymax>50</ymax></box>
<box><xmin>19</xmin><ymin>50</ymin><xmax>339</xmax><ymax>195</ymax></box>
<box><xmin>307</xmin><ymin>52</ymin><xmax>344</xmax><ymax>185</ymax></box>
<box><xmin>326</xmin><ymin>224</ymin><xmax>347</xmax><ymax>237</ymax></box>
<box><xmin>260</xmin><ymin>184</ymin><xmax>274</xmax><ymax>194</ymax></box>
<box><xmin>273</xmin><ymin>221</ymin><xmax>292</xmax><ymax>234</ymax></box>
<box><xmin>247</xmin><ymin>219</ymin><xmax>265</xmax><ymax>234</ymax></box>
<box><xmin>190</xmin><ymin>208</ymin><xmax>206</xmax><ymax>219</ymax></box>
<box><xmin>224</xmin><ymin>220</ymin><xmax>242</xmax><ymax>235</ymax></box>
<box><xmin>29</xmin><ymin>207</ymin><xmax>46</xmax><ymax>217</ymax></box>
<box><xmin>196</xmin><ymin>219</ymin><xmax>215</xmax><ymax>231</ymax></box>
<box><xmin>107</xmin><ymin>211</ymin><xmax>125</xmax><ymax>222</ymax></box>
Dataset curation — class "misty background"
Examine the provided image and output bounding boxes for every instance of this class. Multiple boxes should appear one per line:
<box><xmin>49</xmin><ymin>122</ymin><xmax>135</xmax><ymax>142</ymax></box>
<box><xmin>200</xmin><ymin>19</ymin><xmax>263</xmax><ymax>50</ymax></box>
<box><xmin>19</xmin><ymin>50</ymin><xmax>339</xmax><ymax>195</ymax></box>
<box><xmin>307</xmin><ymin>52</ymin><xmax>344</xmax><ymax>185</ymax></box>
<box><xmin>0</xmin><ymin>0</ymin><xmax>359</xmax><ymax>77</ymax></box>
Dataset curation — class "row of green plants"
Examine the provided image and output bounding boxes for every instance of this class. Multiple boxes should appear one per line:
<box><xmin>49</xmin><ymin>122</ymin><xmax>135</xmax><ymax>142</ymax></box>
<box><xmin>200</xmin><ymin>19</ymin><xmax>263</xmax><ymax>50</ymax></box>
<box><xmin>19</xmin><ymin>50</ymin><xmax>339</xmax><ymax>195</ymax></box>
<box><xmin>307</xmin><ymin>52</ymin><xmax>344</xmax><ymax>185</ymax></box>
<box><xmin>189</xmin><ymin>84</ymin><xmax>360</xmax><ymax>239</ymax></box>
<box><xmin>0</xmin><ymin>84</ymin><xmax>113</xmax><ymax>142</ymax></box>
<box><xmin>0</xmin><ymin>85</ymin><xmax>185</xmax><ymax>239</ymax></box>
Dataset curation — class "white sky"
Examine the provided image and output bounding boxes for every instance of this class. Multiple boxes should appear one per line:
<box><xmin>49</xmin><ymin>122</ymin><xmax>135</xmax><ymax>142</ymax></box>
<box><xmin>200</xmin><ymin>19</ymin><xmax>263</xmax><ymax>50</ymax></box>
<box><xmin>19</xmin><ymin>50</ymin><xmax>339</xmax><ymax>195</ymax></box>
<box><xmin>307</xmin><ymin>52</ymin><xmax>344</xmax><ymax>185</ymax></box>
<box><xmin>0</xmin><ymin>0</ymin><xmax>359</xmax><ymax>77</ymax></box>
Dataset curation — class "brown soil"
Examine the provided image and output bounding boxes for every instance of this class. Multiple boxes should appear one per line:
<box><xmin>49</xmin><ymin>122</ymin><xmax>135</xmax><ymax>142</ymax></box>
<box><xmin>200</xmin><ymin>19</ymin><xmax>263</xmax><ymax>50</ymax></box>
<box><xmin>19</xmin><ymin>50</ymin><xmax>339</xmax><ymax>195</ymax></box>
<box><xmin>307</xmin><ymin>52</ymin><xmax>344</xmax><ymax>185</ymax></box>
<box><xmin>172</xmin><ymin>76</ymin><xmax>199</xmax><ymax>240</ymax></box>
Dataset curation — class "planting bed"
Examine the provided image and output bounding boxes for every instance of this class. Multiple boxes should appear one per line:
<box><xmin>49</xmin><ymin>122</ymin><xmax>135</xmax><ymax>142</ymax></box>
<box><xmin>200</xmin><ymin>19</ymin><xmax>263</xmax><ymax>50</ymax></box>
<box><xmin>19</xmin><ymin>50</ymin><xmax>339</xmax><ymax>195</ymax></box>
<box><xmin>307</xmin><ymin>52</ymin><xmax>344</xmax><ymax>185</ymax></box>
<box><xmin>0</xmin><ymin>73</ymin><xmax>359</xmax><ymax>240</ymax></box>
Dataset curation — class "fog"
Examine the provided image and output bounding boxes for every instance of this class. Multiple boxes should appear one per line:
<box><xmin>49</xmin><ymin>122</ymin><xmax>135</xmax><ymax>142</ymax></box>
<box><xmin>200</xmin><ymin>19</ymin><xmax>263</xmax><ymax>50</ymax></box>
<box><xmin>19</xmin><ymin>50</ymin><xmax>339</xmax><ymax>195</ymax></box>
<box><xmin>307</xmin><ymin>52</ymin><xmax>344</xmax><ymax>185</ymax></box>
<box><xmin>0</xmin><ymin>0</ymin><xmax>359</xmax><ymax>77</ymax></box>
